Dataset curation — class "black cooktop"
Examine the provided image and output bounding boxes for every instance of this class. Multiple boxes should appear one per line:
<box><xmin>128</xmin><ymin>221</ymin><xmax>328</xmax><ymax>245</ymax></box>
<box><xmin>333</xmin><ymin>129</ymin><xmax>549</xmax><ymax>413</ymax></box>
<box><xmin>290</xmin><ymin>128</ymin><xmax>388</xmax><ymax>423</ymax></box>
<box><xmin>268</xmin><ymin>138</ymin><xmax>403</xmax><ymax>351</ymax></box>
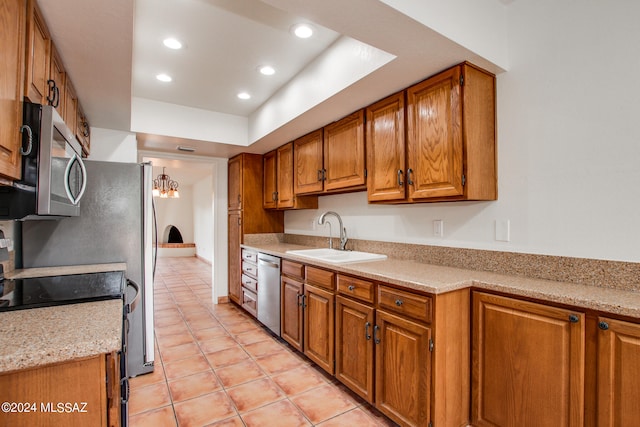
<box><xmin>0</xmin><ymin>271</ymin><xmax>125</xmax><ymax>312</ymax></box>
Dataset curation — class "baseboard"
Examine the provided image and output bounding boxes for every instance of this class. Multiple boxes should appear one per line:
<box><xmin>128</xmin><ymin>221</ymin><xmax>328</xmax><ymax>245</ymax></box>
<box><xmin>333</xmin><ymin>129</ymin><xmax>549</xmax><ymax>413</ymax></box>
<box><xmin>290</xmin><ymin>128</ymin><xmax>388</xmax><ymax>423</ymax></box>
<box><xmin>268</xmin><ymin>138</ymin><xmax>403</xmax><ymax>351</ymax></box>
<box><xmin>196</xmin><ymin>254</ymin><xmax>212</xmax><ymax>265</ymax></box>
<box><xmin>217</xmin><ymin>296</ymin><xmax>229</xmax><ymax>304</ymax></box>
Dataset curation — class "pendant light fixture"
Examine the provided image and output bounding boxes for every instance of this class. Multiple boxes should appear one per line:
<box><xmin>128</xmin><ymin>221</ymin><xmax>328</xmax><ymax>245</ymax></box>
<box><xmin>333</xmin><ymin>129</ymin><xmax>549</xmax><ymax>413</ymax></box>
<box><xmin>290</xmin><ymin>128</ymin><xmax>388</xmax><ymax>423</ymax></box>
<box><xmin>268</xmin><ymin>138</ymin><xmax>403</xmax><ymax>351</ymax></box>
<box><xmin>152</xmin><ymin>167</ymin><xmax>180</xmax><ymax>198</ymax></box>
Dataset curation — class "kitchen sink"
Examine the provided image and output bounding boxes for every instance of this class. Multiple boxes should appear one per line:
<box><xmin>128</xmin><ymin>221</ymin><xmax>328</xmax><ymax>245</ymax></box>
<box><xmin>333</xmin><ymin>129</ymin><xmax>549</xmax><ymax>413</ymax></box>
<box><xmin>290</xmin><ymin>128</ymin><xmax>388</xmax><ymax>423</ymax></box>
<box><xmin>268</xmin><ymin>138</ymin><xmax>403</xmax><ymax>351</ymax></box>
<box><xmin>285</xmin><ymin>248</ymin><xmax>387</xmax><ymax>264</ymax></box>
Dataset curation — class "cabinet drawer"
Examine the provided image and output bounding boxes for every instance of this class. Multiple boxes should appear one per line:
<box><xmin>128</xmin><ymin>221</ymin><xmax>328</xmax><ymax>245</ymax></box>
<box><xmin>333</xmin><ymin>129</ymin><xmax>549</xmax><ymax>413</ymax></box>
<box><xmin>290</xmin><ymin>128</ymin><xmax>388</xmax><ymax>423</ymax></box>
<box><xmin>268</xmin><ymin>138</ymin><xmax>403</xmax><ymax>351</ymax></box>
<box><xmin>306</xmin><ymin>266</ymin><xmax>335</xmax><ymax>291</ymax></box>
<box><xmin>241</xmin><ymin>288</ymin><xmax>257</xmax><ymax>317</ymax></box>
<box><xmin>242</xmin><ymin>261</ymin><xmax>258</xmax><ymax>279</ymax></box>
<box><xmin>377</xmin><ymin>285</ymin><xmax>432</xmax><ymax>323</ymax></box>
<box><xmin>282</xmin><ymin>260</ymin><xmax>305</xmax><ymax>280</ymax></box>
<box><xmin>242</xmin><ymin>249</ymin><xmax>258</xmax><ymax>263</ymax></box>
<box><xmin>241</xmin><ymin>274</ymin><xmax>258</xmax><ymax>293</ymax></box>
<box><xmin>337</xmin><ymin>275</ymin><xmax>375</xmax><ymax>304</ymax></box>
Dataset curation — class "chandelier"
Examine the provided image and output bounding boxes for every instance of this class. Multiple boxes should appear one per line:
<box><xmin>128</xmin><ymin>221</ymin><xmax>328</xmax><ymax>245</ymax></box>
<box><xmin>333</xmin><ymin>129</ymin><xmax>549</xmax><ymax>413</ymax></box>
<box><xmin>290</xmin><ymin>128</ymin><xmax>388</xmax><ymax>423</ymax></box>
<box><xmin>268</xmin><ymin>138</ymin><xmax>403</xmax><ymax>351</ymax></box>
<box><xmin>152</xmin><ymin>167</ymin><xmax>180</xmax><ymax>198</ymax></box>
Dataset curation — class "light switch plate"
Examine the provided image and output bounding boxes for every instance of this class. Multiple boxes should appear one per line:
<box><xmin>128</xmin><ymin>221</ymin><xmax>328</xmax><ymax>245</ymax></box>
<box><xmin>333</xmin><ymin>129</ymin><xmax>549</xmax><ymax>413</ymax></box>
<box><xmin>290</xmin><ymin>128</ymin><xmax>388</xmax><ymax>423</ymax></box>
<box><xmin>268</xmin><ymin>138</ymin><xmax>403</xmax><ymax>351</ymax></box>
<box><xmin>495</xmin><ymin>220</ymin><xmax>510</xmax><ymax>242</ymax></box>
<box><xmin>433</xmin><ymin>220</ymin><xmax>444</xmax><ymax>237</ymax></box>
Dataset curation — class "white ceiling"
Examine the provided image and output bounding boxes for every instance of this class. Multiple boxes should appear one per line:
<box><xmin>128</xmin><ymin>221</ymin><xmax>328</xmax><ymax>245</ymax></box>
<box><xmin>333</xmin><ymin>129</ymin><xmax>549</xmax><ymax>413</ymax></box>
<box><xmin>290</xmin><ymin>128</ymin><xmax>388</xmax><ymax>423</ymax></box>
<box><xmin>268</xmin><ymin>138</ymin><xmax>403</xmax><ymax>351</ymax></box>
<box><xmin>38</xmin><ymin>0</ymin><xmax>508</xmax><ymax>160</ymax></box>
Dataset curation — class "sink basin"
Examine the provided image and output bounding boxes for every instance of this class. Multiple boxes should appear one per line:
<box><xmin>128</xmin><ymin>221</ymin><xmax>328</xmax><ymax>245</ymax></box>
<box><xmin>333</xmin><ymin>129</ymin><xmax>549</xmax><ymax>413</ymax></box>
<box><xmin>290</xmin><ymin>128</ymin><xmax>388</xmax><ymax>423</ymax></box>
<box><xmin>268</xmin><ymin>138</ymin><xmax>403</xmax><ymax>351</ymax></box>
<box><xmin>285</xmin><ymin>248</ymin><xmax>387</xmax><ymax>264</ymax></box>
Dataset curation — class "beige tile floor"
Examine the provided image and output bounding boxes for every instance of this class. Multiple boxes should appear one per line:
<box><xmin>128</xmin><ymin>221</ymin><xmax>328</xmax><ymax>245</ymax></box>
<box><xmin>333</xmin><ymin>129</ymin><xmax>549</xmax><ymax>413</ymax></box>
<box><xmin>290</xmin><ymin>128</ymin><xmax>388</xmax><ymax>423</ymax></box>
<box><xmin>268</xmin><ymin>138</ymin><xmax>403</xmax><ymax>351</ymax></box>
<box><xmin>129</xmin><ymin>257</ymin><xmax>397</xmax><ymax>427</ymax></box>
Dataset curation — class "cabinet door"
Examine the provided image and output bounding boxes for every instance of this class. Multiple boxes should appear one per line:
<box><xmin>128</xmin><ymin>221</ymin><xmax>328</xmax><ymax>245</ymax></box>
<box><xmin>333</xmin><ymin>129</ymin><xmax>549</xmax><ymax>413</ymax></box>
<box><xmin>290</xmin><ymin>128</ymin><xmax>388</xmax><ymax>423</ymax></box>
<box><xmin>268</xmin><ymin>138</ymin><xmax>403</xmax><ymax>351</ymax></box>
<box><xmin>49</xmin><ymin>43</ymin><xmax>65</xmax><ymax>114</ymax></box>
<box><xmin>597</xmin><ymin>317</ymin><xmax>640</xmax><ymax>427</ymax></box>
<box><xmin>366</xmin><ymin>92</ymin><xmax>406</xmax><ymax>202</ymax></box>
<box><xmin>281</xmin><ymin>275</ymin><xmax>304</xmax><ymax>352</ymax></box>
<box><xmin>0</xmin><ymin>0</ymin><xmax>26</xmax><ymax>180</ymax></box>
<box><xmin>406</xmin><ymin>66</ymin><xmax>464</xmax><ymax>200</ymax></box>
<box><xmin>64</xmin><ymin>78</ymin><xmax>78</xmax><ymax>137</ymax></box>
<box><xmin>276</xmin><ymin>142</ymin><xmax>295</xmax><ymax>208</ymax></box>
<box><xmin>227</xmin><ymin>211</ymin><xmax>242</xmax><ymax>304</ymax></box>
<box><xmin>263</xmin><ymin>149</ymin><xmax>277</xmax><ymax>209</ymax></box>
<box><xmin>293</xmin><ymin>129</ymin><xmax>324</xmax><ymax>195</ymax></box>
<box><xmin>76</xmin><ymin>102</ymin><xmax>90</xmax><ymax>157</ymax></box>
<box><xmin>323</xmin><ymin>110</ymin><xmax>366</xmax><ymax>192</ymax></box>
<box><xmin>472</xmin><ymin>292</ymin><xmax>585</xmax><ymax>427</ymax></box>
<box><xmin>303</xmin><ymin>284</ymin><xmax>335</xmax><ymax>375</ymax></box>
<box><xmin>24</xmin><ymin>0</ymin><xmax>50</xmax><ymax>104</ymax></box>
<box><xmin>335</xmin><ymin>295</ymin><xmax>374</xmax><ymax>403</ymax></box>
<box><xmin>228</xmin><ymin>155</ymin><xmax>242</xmax><ymax>210</ymax></box>
<box><xmin>375</xmin><ymin>310</ymin><xmax>431</xmax><ymax>427</ymax></box>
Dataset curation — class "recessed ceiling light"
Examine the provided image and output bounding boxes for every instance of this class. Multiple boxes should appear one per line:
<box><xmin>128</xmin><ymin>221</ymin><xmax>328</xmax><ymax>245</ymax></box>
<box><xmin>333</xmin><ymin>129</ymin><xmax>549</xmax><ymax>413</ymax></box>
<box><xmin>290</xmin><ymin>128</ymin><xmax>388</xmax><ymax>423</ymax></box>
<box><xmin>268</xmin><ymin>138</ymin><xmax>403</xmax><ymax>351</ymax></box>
<box><xmin>156</xmin><ymin>73</ymin><xmax>172</xmax><ymax>82</ymax></box>
<box><xmin>237</xmin><ymin>92</ymin><xmax>251</xmax><ymax>100</ymax></box>
<box><xmin>291</xmin><ymin>23</ymin><xmax>314</xmax><ymax>39</ymax></box>
<box><xmin>258</xmin><ymin>65</ymin><xmax>275</xmax><ymax>76</ymax></box>
<box><xmin>163</xmin><ymin>38</ymin><xmax>183</xmax><ymax>50</ymax></box>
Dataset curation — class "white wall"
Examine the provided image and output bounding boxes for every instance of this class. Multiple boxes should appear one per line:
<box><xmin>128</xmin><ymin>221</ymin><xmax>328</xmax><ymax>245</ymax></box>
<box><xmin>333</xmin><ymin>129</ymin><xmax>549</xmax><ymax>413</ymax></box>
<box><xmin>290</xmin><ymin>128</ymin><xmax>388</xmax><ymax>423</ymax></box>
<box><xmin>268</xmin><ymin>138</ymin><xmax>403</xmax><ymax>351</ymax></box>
<box><xmin>193</xmin><ymin>175</ymin><xmax>213</xmax><ymax>262</ymax></box>
<box><xmin>88</xmin><ymin>128</ymin><xmax>138</xmax><ymax>162</ymax></box>
<box><xmin>286</xmin><ymin>0</ymin><xmax>640</xmax><ymax>263</ymax></box>
<box><xmin>154</xmin><ymin>185</ymin><xmax>194</xmax><ymax>244</ymax></box>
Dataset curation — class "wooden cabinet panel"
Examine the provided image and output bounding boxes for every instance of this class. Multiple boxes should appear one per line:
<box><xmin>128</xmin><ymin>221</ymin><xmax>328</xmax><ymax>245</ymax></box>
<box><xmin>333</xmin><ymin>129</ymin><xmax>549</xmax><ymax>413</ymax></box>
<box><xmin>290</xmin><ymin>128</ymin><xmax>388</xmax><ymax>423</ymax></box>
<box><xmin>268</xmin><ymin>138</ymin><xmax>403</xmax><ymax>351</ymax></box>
<box><xmin>24</xmin><ymin>0</ymin><xmax>50</xmax><ymax>104</ymax></box>
<box><xmin>263</xmin><ymin>149</ymin><xmax>277</xmax><ymax>209</ymax></box>
<box><xmin>366</xmin><ymin>92</ymin><xmax>406</xmax><ymax>202</ymax></box>
<box><xmin>336</xmin><ymin>274</ymin><xmax>374</xmax><ymax>304</ymax></box>
<box><xmin>0</xmin><ymin>0</ymin><xmax>26</xmax><ymax>180</ymax></box>
<box><xmin>303</xmin><ymin>284</ymin><xmax>335</xmax><ymax>374</ymax></box>
<box><xmin>64</xmin><ymin>77</ymin><xmax>78</xmax><ymax>138</ymax></box>
<box><xmin>378</xmin><ymin>285</ymin><xmax>432</xmax><ymax>323</ymax></box>
<box><xmin>227</xmin><ymin>211</ymin><xmax>242</xmax><ymax>304</ymax></box>
<box><xmin>76</xmin><ymin>102</ymin><xmax>90</xmax><ymax>157</ymax></box>
<box><xmin>49</xmin><ymin>43</ymin><xmax>65</xmax><ymax>115</ymax></box>
<box><xmin>323</xmin><ymin>110</ymin><xmax>366</xmax><ymax>192</ymax></box>
<box><xmin>305</xmin><ymin>266</ymin><xmax>334</xmax><ymax>291</ymax></box>
<box><xmin>281</xmin><ymin>275</ymin><xmax>304</xmax><ymax>352</ymax></box>
<box><xmin>228</xmin><ymin>155</ymin><xmax>242</xmax><ymax>210</ymax></box>
<box><xmin>472</xmin><ymin>292</ymin><xmax>585</xmax><ymax>427</ymax></box>
<box><xmin>597</xmin><ymin>317</ymin><xmax>640</xmax><ymax>427</ymax></box>
<box><xmin>0</xmin><ymin>355</ymin><xmax>108</xmax><ymax>427</ymax></box>
<box><xmin>282</xmin><ymin>260</ymin><xmax>304</xmax><ymax>281</ymax></box>
<box><xmin>335</xmin><ymin>295</ymin><xmax>374</xmax><ymax>403</ymax></box>
<box><xmin>407</xmin><ymin>66</ymin><xmax>464</xmax><ymax>200</ymax></box>
<box><xmin>293</xmin><ymin>130</ymin><xmax>324</xmax><ymax>195</ymax></box>
<box><xmin>375</xmin><ymin>309</ymin><xmax>431</xmax><ymax>427</ymax></box>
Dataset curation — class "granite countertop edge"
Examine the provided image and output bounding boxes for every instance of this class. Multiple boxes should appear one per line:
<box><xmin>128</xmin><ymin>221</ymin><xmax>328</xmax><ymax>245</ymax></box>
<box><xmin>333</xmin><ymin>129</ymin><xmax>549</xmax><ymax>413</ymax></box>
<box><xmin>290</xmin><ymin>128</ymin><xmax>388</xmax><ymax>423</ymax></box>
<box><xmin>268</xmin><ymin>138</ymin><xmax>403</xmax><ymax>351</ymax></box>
<box><xmin>0</xmin><ymin>264</ymin><xmax>126</xmax><ymax>374</ymax></box>
<box><xmin>242</xmin><ymin>243</ymin><xmax>640</xmax><ymax>319</ymax></box>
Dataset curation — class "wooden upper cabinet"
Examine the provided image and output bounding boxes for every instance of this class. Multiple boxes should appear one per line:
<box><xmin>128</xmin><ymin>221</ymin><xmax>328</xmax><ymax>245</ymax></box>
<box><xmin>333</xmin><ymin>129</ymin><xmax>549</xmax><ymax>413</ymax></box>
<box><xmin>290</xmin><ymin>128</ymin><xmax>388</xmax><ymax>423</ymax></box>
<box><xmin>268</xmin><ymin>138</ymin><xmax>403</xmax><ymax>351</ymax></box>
<box><xmin>264</xmin><ymin>142</ymin><xmax>318</xmax><ymax>210</ymax></box>
<box><xmin>293</xmin><ymin>129</ymin><xmax>324</xmax><ymax>195</ymax></box>
<box><xmin>406</xmin><ymin>62</ymin><xmax>496</xmax><ymax>202</ymax></box>
<box><xmin>293</xmin><ymin>110</ymin><xmax>366</xmax><ymax>196</ymax></box>
<box><xmin>76</xmin><ymin>102</ymin><xmax>90</xmax><ymax>157</ymax></box>
<box><xmin>597</xmin><ymin>317</ymin><xmax>640</xmax><ymax>427</ymax></box>
<box><xmin>472</xmin><ymin>292</ymin><xmax>585</xmax><ymax>427</ymax></box>
<box><xmin>323</xmin><ymin>110</ymin><xmax>366</xmax><ymax>192</ymax></box>
<box><xmin>0</xmin><ymin>0</ymin><xmax>26</xmax><ymax>180</ymax></box>
<box><xmin>49</xmin><ymin>43</ymin><xmax>65</xmax><ymax>115</ymax></box>
<box><xmin>24</xmin><ymin>0</ymin><xmax>51</xmax><ymax>105</ymax></box>
<box><xmin>228</xmin><ymin>155</ymin><xmax>242</xmax><ymax>210</ymax></box>
<box><xmin>63</xmin><ymin>77</ymin><xmax>78</xmax><ymax>140</ymax></box>
<box><xmin>263</xmin><ymin>149</ymin><xmax>277</xmax><ymax>209</ymax></box>
<box><xmin>366</xmin><ymin>92</ymin><xmax>406</xmax><ymax>202</ymax></box>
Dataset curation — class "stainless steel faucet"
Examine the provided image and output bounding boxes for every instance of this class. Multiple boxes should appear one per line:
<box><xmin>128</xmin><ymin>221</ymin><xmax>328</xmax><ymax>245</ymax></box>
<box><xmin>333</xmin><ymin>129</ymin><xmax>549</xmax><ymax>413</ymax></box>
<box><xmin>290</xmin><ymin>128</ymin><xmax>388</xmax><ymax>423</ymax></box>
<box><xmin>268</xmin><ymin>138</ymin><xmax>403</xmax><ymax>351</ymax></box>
<box><xmin>318</xmin><ymin>211</ymin><xmax>348</xmax><ymax>251</ymax></box>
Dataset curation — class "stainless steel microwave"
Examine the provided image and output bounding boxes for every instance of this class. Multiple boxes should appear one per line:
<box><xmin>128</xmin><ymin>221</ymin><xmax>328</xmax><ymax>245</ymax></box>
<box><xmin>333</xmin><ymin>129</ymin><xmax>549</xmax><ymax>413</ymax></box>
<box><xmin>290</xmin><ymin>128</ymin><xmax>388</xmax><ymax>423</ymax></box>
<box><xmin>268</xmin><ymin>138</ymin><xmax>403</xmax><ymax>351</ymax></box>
<box><xmin>0</xmin><ymin>102</ymin><xmax>87</xmax><ymax>220</ymax></box>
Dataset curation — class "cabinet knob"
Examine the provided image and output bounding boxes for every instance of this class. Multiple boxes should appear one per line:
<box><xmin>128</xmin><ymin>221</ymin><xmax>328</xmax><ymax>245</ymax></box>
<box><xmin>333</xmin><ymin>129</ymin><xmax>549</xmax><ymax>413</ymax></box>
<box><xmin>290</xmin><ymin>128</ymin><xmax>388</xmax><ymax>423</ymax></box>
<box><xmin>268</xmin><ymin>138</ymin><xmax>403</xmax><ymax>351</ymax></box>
<box><xmin>348</xmin><ymin>285</ymin><xmax>355</xmax><ymax>291</ymax></box>
<box><xmin>598</xmin><ymin>321</ymin><xmax>609</xmax><ymax>330</ymax></box>
<box><xmin>395</xmin><ymin>299</ymin><xmax>403</xmax><ymax>306</ymax></box>
<box><xmin>568</xmin><ymin>314</ymin><xmax>579</xmax><ymax>323</ymax></box>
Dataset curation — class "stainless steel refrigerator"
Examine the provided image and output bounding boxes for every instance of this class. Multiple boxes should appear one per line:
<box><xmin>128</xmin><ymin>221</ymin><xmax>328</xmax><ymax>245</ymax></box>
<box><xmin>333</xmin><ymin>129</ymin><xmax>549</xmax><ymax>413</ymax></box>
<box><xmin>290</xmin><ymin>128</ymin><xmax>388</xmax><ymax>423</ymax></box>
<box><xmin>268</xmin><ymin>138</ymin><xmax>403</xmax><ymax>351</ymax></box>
<box><xmin>21</xmin><ymin>161</ymin><xmax>155</xmax><ymax>377</ymax></box>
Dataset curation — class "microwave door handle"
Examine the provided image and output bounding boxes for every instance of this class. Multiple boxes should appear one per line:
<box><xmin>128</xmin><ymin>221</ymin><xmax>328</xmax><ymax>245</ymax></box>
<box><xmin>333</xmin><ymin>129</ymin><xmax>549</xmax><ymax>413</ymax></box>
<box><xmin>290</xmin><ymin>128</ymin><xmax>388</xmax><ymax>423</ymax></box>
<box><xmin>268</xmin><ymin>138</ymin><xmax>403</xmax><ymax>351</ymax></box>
<box><xmin>64</xmin><ymin>153</ymin><xmax>88</xmax><ymax>205</ymax></box>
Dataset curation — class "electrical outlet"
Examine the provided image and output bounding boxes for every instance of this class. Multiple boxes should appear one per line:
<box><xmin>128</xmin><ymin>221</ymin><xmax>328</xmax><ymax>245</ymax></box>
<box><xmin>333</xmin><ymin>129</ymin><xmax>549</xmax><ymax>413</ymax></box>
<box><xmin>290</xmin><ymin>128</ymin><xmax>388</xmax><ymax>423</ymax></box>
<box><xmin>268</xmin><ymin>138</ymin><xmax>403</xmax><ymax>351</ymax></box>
<box><xmin>495</xmin><ymin>220</ymin><xmax>510</xmax><ymax>242</ymax></box>
<box><xmin>433</xmin><ymin>220</ymin><xmax>444</xmax><ymax>237</ymax></box>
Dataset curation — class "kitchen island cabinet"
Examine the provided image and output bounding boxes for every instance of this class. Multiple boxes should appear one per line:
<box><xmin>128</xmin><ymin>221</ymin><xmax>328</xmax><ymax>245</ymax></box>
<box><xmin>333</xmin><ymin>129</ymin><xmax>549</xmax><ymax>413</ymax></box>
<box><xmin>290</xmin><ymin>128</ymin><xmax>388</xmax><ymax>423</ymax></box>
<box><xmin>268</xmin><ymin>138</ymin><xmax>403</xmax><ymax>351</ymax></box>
<box><xmin>0</xmin><ymin>0</ymin><xmax>26</xmax><ymax>180</ymax></box>
<box><xmin>472</xmin><ymin>292</ymin><xmax>585</xmax><ymax>427</ymax></box>
<box><xmin>0</xmin><ymin>353</ymin><xmax>120</xmax><ymax>427</ymax></box>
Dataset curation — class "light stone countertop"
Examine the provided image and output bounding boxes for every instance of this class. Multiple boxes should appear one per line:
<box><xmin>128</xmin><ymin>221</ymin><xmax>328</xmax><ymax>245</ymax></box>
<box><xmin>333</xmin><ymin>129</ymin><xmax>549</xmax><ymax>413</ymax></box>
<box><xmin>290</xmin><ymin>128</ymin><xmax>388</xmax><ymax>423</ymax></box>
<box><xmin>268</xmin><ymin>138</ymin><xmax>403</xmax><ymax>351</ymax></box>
<box><xmin>0</xmin><ymin>263</ymin><xmax>126</xmax><ymax>373</ymax></box>
<box><xmin>243</xmin><ymin>243</ymin><xmax>640</xmax><ymax>319</ymax></box>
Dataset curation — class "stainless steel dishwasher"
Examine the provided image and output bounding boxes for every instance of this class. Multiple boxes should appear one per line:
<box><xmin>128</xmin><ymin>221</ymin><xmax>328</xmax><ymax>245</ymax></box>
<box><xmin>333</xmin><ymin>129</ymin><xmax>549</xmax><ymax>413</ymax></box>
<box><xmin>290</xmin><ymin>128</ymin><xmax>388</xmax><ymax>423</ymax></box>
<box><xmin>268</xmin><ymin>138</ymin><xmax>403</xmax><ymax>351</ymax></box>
<box><xmin>257</xmin><ymin>253</ymin><xmax>281</xmax><ymax>336</ymax></box>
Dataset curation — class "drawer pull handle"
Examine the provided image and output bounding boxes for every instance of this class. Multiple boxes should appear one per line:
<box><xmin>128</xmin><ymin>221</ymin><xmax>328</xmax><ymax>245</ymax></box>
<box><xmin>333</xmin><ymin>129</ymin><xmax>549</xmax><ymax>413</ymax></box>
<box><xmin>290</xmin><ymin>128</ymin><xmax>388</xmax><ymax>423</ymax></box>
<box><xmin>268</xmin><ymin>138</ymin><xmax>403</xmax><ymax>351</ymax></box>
<box><xmin>395</xmin><ymin>299</ymin><xmax>403</xmax><ymax>306</ymax></box>
<box><xmin>374</xmin><ymin>325</ymin><xmax>381</xmax><ymax>344</ymax></box>
<box><xmin>348</xmin><ymin>285</ymin><xmax>355</xmax><ymax>291</ymax></box>
<box><xmin>365</xmin><ymin>322</ymin><xmax>371</xmax><ymax>340</ymax></box>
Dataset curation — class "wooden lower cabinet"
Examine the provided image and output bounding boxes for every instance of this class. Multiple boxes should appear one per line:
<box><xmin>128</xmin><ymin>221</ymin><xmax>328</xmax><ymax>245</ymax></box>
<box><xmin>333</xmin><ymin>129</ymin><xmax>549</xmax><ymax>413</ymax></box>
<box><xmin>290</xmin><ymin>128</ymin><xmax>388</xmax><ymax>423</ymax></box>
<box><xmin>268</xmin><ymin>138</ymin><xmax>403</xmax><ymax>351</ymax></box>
<box><xmin>472</xmin><ymin>292</ymin><xmax>585</xmax><ymax>427</ymax></box>
<box><xmin>375</xmin><ymin>309</ymin><xmax>431</xmax><ymax>427</ymax></box>
<box><xmin>303</xmin><ymin>284</ymin><xmax>334</xmax><ymax>374</ymax></box>
<box><xmin>0</xmin><ymin>353</ymin><xmax>120</xmax><ymax>427</ymax></box>
<box><xmin>597</xmin><ymin>316</ymin><xmax>640</xmax><ymax>427</ymax></box>
<box><xmin>281</xmin><ymin>275</ymin><xmax>304</xmax><ymax>352</ymax></box>
<box><xmin>335</xmin><ymin>295</ymin><xmax>375</xmax><ymax>403</ymax></box>
<box><xmin>227</xmin><ymin>211</ymin><xmax>242</xmax><ymax>304</ymax></box>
